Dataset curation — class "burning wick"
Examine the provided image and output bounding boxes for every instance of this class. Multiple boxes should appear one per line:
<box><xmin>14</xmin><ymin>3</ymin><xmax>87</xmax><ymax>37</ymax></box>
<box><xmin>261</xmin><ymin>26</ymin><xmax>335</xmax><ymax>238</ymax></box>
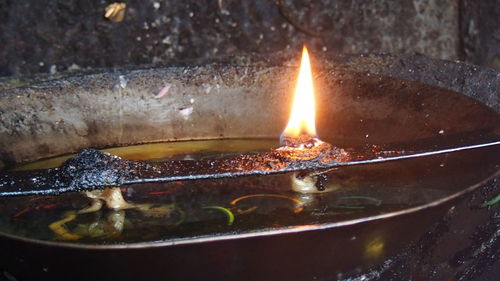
<box><xmin>279</xmin><ymin>46</ymin><xmax>333</xmax><ymax>193</ymax></box>
<box><xmin>280</xmin><ymin>46</ymin><xmax>321</xmax><ymax>149</ymax></box>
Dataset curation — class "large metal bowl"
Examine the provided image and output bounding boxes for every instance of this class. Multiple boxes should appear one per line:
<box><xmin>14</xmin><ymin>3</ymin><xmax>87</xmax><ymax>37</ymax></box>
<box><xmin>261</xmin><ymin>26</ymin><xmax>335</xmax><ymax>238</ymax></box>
<box><xmin>0</xmin><ymin>54</ymin><xmax>498</xmax><ymax>281</ymax></box>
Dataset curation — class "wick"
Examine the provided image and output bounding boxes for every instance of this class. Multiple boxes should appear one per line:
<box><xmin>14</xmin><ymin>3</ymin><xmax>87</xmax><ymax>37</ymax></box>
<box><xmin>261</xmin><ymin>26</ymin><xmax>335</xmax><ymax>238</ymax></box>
<box><xmin>279</xmin><ymin>133</ymin><xmax>322</xmax><ymax>149</ymax></box>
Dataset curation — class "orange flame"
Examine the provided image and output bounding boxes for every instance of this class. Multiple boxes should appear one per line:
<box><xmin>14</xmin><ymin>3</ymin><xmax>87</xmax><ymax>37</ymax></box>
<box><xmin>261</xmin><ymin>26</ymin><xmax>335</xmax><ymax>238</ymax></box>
<box><xmin>283</xmin><ymin>46</ymin><xmax>317</xmax><ymax>139</ymax></box>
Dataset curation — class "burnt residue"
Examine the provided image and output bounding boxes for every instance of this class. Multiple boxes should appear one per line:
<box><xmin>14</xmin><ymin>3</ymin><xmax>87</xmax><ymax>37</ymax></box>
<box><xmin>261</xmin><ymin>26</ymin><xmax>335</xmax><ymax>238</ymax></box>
<box><xmin>0</xmin><ymin>143</ymin><xmax>348</xmax><ymax>196</ymax></box>
<box><xmin>1</xmin><ymin>140</ymin><xmax>499</xmax><ymax>197</ymax></box>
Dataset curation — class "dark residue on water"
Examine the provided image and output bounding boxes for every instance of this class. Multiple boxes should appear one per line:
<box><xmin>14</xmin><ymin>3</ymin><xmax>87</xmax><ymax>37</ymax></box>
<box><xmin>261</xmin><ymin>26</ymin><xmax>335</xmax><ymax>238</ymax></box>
<box><xmin>0</xmin><ymin>138</ymin><xmax>497</xmax><ymax>245</ymax></box>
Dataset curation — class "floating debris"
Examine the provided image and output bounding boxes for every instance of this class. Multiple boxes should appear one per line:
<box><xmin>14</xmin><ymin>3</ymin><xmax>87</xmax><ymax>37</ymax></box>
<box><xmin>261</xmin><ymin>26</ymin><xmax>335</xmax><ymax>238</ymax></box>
<box><xmin>203</xmin><ymin>206</ymin><xmax>235</xmax><ymax>225</ymax></box>
<box><xmin>230</xmin><ymin>193</ymin><xmax>304</xmax><ymax>213</ymax></box>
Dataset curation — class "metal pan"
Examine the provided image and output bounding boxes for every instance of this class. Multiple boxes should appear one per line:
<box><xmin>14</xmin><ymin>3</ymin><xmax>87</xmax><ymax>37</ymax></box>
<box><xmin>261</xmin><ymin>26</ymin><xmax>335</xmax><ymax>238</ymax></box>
<box><xmin>0</xmin><ymin>54</ymin><xmax>498</xmax><ymax>281</ymax></box>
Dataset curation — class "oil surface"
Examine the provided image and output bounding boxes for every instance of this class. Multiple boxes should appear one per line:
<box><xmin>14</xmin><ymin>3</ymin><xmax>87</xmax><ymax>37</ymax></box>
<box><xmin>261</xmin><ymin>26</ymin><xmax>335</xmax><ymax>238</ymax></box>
<box><xmin>0</xmin><ymin>139</ymin><xmax>498</xmax><ymax>245</ymax></box>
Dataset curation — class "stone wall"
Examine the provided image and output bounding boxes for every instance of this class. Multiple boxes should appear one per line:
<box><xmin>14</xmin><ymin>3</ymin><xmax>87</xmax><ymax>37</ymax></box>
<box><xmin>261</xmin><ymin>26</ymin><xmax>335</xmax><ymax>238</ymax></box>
<box><xmin>0</xmin><ymin>0</ymin><xmax>498</xmax><ymax>77</ymax></box>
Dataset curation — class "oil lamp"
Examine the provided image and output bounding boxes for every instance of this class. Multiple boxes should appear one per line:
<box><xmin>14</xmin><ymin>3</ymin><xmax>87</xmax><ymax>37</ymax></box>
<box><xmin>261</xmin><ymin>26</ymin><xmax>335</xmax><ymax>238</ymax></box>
<box><xmin>0</xmin><ymin>46</ymin><xmax>498</xmax><ymax>197</ymax></box>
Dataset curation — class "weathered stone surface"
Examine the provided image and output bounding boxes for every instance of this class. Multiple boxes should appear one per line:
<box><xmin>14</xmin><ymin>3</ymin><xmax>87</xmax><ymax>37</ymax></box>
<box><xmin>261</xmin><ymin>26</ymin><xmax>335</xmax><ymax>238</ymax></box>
<box><xmin>0</xmin><ymin>0</ymin><xmax>462</xmax><ymax>77</ymax></box>
<box><xmin>460</xmin><ymin>0</ymin><xmax>500</xmax><ymax>69</ymax></box>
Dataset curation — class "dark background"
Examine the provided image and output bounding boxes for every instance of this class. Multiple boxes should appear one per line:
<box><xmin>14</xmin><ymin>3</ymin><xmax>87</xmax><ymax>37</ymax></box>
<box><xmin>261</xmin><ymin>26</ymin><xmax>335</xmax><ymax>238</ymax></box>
<box><xmin>0</xmin><ymin>0</ymin><xmax>499</xmax><ymax>79</ymax></box>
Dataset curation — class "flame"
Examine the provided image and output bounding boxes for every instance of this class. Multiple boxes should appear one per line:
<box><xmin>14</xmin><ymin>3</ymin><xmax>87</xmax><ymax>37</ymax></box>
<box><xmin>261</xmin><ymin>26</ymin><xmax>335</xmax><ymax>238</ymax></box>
<box><xmin>283</xmin><ymin>46</ymin><xmax>317</xmax><ymax>139</ymax></box>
